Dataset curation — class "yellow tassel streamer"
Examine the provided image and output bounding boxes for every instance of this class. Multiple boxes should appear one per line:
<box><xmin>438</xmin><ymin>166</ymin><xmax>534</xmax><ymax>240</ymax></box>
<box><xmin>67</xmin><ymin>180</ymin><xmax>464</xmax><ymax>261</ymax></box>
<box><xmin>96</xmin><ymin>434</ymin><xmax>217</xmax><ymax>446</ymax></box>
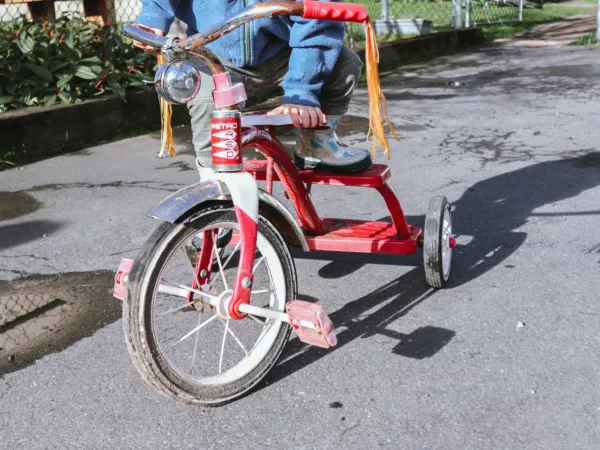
<box><xmin>365</xmin><ymin>18</ymin><xmax>399</xmax><ymax>159</ymax></box>
<box><xmin>157</xmin><ymin>52</ymin><xmax>176</xmax><ymax>157</ymax></box>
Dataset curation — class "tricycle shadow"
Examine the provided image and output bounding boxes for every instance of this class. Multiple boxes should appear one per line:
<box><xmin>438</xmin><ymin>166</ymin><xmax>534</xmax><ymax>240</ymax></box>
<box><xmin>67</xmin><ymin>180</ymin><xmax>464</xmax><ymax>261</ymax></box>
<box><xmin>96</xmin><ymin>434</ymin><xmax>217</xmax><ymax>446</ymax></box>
<box><xmin>261</xmin><ymin>152</ymin><xmax>600</xmax><ymax>388</ymax></box>
<box><xmin>260</xmin><ymin>267</ymin><xmax>449</xmax><ymax>390</ymax></box>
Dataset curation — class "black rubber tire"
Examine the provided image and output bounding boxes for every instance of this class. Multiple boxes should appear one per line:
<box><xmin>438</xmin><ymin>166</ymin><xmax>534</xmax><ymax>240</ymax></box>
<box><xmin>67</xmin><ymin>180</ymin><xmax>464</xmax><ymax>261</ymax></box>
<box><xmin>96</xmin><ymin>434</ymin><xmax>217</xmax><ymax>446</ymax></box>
<box><xmin>123</xmin><ymin>203</ymin><xmax>297</xmax><ymax>406</ymax></box>
<box><xmin>423</xmin><ymin>196</ymin><xmax>452</xmax><ymax>289</ymax></box>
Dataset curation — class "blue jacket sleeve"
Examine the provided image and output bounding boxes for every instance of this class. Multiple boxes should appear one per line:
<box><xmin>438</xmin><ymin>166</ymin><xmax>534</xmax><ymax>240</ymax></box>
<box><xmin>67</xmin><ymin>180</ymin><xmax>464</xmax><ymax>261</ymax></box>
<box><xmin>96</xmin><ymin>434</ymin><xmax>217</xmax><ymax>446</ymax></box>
<box><xmin>281</xmin><ymin>4</ymin><xmax>344</xmax><ymax>108</ymax></box>
<box><xmin>135</xmin><ymin>0</ymin><xmax>182</xmax><ymax>34</ymax></box>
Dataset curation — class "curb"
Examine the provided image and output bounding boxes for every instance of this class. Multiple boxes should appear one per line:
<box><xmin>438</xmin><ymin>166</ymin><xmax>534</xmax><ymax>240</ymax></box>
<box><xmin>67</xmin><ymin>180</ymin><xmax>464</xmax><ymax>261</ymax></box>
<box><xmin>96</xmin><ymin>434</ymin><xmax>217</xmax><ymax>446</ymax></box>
<box><xmin>0</xmin><ymin>91</ymin><xmax>190</xmax><ymax>168</ymax></box>
<box><xmin>356</xmin><ymin>28</ymin><xmax>484</xmax><ymax>70</ymax></box>
<box><xmin>0</xmin><ymin>27</ymin><xmax>483</xmax><ymax>169</ymax></box>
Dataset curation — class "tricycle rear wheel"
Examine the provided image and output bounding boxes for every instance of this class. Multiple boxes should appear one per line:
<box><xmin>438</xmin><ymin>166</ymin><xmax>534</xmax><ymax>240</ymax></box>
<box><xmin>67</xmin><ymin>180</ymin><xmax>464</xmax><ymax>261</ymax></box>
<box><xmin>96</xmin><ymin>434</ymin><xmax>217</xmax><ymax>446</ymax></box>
<box><xmin>423</xmin><ymin>196</ymin><xmax>453</xmax><ymax>288</ymax></box>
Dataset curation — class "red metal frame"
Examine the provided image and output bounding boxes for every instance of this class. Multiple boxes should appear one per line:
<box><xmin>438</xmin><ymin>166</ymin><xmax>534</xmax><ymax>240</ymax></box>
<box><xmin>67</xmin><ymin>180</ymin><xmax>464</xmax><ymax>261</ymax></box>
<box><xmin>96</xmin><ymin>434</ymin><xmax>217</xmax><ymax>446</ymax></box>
<box><xmin>242</xmin><ymin>129</ymin><xmax>324</xmax><ymax>235</ymax></box>
<box><xmin>241</xmin><ymin>132</ymin><xmax>420</xmax><ymax>255</ymax></box>
<box><xmin>229</xmin><ymin>207</ymin><xmax>257</xmax><ymax>319</ymax></box>
<box><xmin>187</xmin><ymin>230</ymin><xmax>215</xmax><ymax>306</ymax></box>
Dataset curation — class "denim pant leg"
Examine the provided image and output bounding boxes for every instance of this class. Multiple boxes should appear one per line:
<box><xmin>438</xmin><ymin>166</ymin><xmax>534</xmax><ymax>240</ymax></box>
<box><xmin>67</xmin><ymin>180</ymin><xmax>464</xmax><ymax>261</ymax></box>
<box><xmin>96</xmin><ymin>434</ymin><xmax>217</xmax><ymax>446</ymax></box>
<box><xmin>186</xmin><ymin>64</ymin><xmax>222</xmax><ymax>167</ymax></box>
<box><xmin>265</xmin><ymin>46</ymin><xmax>363</xmax><ymax>117</ymax></box>
<box><xmin>318</xmin><ymin>46</ymin><xmax>363</xmax><ymax>116</ymax></box>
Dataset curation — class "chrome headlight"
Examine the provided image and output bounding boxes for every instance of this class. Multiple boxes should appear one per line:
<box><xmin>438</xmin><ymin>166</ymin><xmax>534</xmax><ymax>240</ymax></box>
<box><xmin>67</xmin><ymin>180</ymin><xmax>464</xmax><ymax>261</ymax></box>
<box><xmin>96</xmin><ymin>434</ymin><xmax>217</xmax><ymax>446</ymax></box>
<box><xmin>155</xmin><ymin>59</ymin><xmax>201</xmax><ymax>104</ymax></box>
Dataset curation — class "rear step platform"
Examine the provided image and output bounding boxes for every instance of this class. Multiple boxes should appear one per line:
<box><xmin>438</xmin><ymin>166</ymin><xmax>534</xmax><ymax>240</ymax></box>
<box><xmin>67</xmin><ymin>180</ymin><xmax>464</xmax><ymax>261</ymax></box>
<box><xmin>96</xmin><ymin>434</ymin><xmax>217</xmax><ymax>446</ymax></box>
<box><xmin>306</xmin><ymin>219</ymin><xmax>421</xmax><ymax>254</ymax></box>
<box><xmin>243</xmin><ymin>160</ymin><xmax>391</xmax><ymax>188</ymax></box>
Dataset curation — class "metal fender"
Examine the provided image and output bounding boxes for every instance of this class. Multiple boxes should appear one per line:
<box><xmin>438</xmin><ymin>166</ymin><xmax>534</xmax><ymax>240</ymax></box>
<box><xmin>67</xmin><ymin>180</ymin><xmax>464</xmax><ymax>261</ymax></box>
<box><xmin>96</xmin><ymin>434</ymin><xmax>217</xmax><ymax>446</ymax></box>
<box><xmin>147</xmin><ymin>179</ymin><xmax>230</xmax><ymax>223</ymax></box>
<box><xmin>146</xmin><ymin>178</ymin><xmax>309</xmax><ymax>251</ymax></box>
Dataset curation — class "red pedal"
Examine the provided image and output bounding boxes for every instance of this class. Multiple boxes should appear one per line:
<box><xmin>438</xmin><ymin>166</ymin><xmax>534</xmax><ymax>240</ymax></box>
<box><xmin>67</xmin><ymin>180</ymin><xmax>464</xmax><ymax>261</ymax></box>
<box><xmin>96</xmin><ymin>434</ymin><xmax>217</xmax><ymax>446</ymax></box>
<box><xmin>286</xmin><ymin>300</ymin><xmax>337</xmax><ymax>348</ymax></box>
<box><xmin>113</xmin><ymin>258</ymin><xmax>134</xmax><ymax>301</ymax></box>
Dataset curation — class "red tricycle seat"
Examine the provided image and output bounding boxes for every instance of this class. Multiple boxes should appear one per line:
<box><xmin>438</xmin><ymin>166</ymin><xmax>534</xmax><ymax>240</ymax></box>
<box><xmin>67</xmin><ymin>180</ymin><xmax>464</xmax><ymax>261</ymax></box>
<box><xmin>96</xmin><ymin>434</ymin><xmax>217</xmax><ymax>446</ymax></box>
<box><xmin>243</xmin><ymin>160</ymin><xmax>391</xmax><ymax>188</ymax></box>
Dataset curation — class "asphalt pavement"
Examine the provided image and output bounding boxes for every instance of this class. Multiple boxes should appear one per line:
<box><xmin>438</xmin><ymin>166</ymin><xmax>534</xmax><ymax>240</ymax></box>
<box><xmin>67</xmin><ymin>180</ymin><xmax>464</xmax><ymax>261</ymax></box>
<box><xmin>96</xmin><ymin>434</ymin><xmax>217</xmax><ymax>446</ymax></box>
<box><xmin>1</xmin><ymin>43</ymin><xmax>599</xmax><ymax>449</ymax></box>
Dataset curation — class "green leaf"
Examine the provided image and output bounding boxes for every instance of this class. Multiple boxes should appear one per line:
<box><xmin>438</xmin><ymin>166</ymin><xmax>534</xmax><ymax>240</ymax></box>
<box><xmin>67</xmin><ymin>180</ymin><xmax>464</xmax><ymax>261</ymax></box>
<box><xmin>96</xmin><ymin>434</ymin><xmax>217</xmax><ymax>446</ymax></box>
<box><xmin>51</xmin><ymin>61</ymin><xmax>72</xmax><ymax>72</ymax></box>
<box><xmin>57</xmin><ymin>72</ymin><xmax>75</xmax><ymax>80</ymax></box>
<box><xmin>43</xmin><ymin>95</ymin><xmax>57</xmax><ymax>106</ymax></box>
<box><xmin>89</xmin><ymin>65</ymin><xmax>103</xmax><ymax>75</ymax></box>
<box><xmin>74</xmin><ymin>65</ymin><xmax>98</xmax><ymax>80</ymax></box>
<box><xmin>79</xmin><ymin>56</ymin><xmax>102</xmax><ymax>64</ymax></box>
<box><xmin>57</xmin><ymin>74</ymin><xmax>73</xmax><ymax>88</ymax></box>
<box><xmin>58</xmin><ymin>91</ymin><xmax>72</xmax><ymax>104</ymax></box>
<box><xmin>61</xmin><ymin>44</ymin><xmax>81</xmax><ymax>61</ymax></box>
<box><xmin>23</xmin><ymin>63</ymin><xmax>54</xmax><ymax>82</ymax></box>
<box><xmin>16</xmin><ymin>32</ymin><xmax>35</xmax><ymax>54</ymax></box>
<box><xmin>64</xmin><ymin>32</ymin><xmax>75</xmax><ymax>49</ymax></box>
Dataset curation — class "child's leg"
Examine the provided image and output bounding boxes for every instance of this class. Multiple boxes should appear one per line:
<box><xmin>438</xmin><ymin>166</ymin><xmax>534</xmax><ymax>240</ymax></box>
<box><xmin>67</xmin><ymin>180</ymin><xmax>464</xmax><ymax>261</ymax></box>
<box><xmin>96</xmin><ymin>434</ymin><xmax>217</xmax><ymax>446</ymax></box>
<box><xmin>293</xmin><ymin>47</ymin><xmax>371</xmax><ymax>173</ymax></box>
<box><xmin>187</xmin><ymin>60</ymin><xmax>281</xmax><ymax>168</ymax></box>
<box><xmin>187</xmin><ymin>65</ymin><xmax>219</xmax><ymax>168</ymax></box>
<box><xmin>319</xmin><ymin>46</ymin><xmax>364</xmax><ymax>116</ymax></box>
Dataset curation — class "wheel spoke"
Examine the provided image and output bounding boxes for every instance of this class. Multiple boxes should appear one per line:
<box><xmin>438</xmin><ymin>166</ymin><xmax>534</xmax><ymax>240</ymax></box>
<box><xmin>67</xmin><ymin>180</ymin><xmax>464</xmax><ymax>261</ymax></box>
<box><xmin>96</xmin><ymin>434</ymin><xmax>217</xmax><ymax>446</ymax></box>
<box><xmin>165</xmin><ymin>314</ymin><xmax>218</xmax><ymax>351</ymax></box>
<box><xmin>251</xmin><ymin>289</ymin><xmax>270</xmax><ymax>295</ymax></box>
<box><xmin>218</xmin><ymin>318</ymin><xmax>249</xmax><ymax>356</ymax></box>
<box><xmin>209</xmin><ymin>240</ymin><xmax>241</xmax><ymax>290</ymax></box>
<box><xmin>158</xmin><ymin>301</ymin><xmax>196</xmax><ymax>316</ymax></box>
<box><xmin>219</xmin><ymin>319</ymin><xmax>229</xmax><ymax>376</ymax></box>
<box><xmin>178</xmin><ymin>285</ymin><xmax>218</xmax><ymax>302</ymax></box>
<box><xmin>213</xmin><ymin>232</ymin><xmax>229</xmax><ymax>291</ymax></box>
<box><xmin>250</xmin><ymin>322</ymin><xmax>272</xmax><ymax>354</ymax></box>
<box><xmin>221</xmin><ymin>241</ymin><xmax>241</xmax><ymax>272</ymax></box>
<box><xmin>248</xmin><ymin>314</ymin><xmax>267</xmax><ymax>325</ymax></box>
<box><xmin>158</xmin><ymin>283</ymin><xmax>195</xmax><ymax>299</ymax></box>
<box><xmin>253</xmin><ymin>255</ymin><xmax>266</xmax><ymax>273</ymax></box>
<box><xmin>189</xmin><ymin>313</ymin><xmax>203</xmax><ymax>375</ymax></box>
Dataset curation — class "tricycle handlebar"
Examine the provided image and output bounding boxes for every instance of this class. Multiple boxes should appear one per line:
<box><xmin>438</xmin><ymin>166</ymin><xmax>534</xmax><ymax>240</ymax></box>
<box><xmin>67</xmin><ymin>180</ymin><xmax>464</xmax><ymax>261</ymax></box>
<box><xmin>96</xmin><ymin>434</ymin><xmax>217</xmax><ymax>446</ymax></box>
<box><xmin>122</xmin><ymin>25</ymin><xmax>168</xmax><ymax>49</ymax></box>
<box><xmin>123</xmin><ymin>1</ymin><xmax>368</xmax><ymax>52</ymax></box>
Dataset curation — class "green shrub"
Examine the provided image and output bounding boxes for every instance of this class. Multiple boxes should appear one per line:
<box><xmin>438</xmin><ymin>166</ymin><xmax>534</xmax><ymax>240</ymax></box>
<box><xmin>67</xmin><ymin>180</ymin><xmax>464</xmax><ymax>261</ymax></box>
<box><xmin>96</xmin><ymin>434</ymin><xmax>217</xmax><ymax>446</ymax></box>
<box><xmin>0</xmin><ymin>17</ymin><xmax>156</xmax><ymax>112</ymax></box>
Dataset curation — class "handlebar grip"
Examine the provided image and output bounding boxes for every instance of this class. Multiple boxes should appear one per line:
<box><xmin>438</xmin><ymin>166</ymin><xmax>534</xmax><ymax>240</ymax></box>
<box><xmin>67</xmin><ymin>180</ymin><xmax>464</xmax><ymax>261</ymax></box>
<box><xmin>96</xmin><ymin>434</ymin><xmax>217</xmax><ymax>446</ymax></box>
<box><xmin>302</xmin><ymin>1</ymin><xmax>368</xmax><ymax>23</ymax></box>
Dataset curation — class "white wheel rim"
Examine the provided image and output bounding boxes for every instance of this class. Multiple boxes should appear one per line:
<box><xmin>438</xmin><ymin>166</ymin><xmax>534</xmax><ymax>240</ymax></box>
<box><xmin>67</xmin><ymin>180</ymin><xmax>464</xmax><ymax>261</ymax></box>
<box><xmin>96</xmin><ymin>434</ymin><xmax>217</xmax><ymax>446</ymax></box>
<box><xmin>149</xmin><ymin>222</ymin><xmax>287</xmax><ymax>387</ymax></box>
<box><xmin>441</xmin><ymin>207</ymin><xmax>452</xmax><ymax>279</ymax></box>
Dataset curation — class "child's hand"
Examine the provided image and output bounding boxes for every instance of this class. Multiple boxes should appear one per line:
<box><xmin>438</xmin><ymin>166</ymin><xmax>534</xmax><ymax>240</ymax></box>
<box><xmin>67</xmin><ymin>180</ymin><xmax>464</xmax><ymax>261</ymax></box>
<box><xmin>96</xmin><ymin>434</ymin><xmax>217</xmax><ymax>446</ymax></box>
<box><xmin>268</xmin><ymin>105</ymin><xmax>327</xmax><ymax>129</ymax></box>
<box><xmin>132</xmin><ymin>24</ymin><xmax>164</xmax><ymax>52</ymax></box>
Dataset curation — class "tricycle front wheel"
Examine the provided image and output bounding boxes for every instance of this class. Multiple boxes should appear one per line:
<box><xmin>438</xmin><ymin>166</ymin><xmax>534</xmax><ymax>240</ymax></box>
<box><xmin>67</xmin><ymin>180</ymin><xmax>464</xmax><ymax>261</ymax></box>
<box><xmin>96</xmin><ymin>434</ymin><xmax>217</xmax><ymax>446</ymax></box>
<box><xmin>123</xmin><ymin>203</ymin><xmax>297</xmax><ymax>406</ymax></box>
<box><xmin>423</xmin><ymin>196</ymin><xmax>453</xmax><ymax>288</ymax></box>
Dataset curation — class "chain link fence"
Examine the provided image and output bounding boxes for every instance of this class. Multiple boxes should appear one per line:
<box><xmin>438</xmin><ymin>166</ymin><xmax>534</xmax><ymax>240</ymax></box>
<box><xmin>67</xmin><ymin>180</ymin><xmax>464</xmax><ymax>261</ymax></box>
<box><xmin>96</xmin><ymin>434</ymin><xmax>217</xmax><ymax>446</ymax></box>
<box><xmin>1</xmin><ymin>0</ymin><xmax>521</xmax><ymax>38</ymax></box>
<box><xmin>345</xmin><ymin>0</ymin><xmax>522</xmax><ymax>43</ymax></box>
<box><xmin>0</xmin><ymin>0</ymin><xmax>139</xmax><ymax>24</ymax></box>
<box><xmin>466</xmin><ymin>0</ymin><xmax>523</xmax><ymax>27</ymax></box>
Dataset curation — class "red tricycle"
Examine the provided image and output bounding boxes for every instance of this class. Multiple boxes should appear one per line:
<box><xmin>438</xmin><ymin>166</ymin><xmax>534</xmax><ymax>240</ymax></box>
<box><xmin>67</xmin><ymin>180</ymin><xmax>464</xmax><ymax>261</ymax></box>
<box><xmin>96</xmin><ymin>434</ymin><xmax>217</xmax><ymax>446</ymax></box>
<box><xmin>114</xmin><ymin>1</ymin><xmax>455</xmax><ymax>406</ymax></box>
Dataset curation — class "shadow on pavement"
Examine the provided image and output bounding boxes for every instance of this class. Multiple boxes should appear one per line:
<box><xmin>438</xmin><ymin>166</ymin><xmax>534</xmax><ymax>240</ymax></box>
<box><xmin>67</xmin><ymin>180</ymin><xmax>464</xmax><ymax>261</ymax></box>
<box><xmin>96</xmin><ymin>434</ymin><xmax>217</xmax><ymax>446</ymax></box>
<box><xmin>0</xmin><ymin>221</ymin><xmax>63</xmax><ymax>252</ymax></box>
<box><xmin>259</xmin><ymin>152</ymin><xmax>600</xmax><ymax>390</ymax></box>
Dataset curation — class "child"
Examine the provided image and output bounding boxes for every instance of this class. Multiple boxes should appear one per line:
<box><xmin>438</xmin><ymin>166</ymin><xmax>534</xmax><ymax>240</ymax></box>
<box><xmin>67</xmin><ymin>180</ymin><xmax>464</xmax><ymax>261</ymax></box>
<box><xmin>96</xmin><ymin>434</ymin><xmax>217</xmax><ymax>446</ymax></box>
<box><xmin>134</xmin><ymin>0</ymin><xmax>372</xmax><ymax>173</ymax></box>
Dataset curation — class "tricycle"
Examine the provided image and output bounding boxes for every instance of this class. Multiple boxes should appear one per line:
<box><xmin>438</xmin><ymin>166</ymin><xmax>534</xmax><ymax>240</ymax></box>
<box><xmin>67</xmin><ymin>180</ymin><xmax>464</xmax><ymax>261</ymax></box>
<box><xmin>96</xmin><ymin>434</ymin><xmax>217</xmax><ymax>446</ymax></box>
<box><xmin>114</xmin><ymin>1</ymin><xmax>455</xmax><ymax>406</ymax></box>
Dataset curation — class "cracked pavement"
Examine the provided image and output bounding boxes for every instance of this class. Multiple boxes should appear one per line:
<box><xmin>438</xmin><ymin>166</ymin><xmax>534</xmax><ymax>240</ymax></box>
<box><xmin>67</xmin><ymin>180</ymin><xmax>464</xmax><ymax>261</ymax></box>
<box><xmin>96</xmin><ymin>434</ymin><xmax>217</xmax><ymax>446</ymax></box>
<box><xmin>0</xmin><ymin>43</ymin><xmax>599</xmax><ymax>449</ymax></box>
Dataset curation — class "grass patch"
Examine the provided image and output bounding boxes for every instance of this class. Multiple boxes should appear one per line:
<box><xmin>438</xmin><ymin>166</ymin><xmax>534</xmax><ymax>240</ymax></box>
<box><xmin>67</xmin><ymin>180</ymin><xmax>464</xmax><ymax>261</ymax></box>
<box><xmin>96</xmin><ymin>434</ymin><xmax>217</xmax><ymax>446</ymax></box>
<box><xmin>572</xmin><ymin>31</ymin><xmax>598</xmax><ymax>45</ymax></box>
<box><xmin>480</xmin><ymin>4</ymin><xmax>595</xmax><ymax>41</ymax></box>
